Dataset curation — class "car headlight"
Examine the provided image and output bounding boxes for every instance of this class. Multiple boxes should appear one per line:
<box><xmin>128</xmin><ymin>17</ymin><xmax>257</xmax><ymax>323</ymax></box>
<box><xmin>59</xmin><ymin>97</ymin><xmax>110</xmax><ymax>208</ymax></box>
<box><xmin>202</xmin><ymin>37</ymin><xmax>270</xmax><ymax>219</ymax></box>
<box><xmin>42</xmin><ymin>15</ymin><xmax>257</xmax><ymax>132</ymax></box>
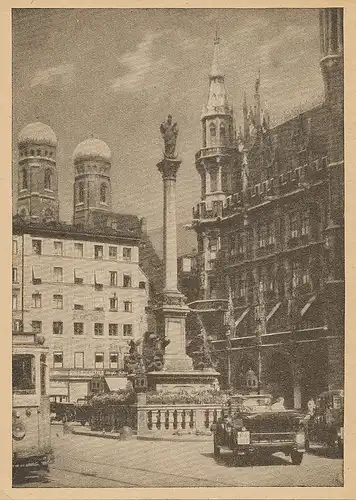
<box><xmin>295</xmin><ymin>430</ymin><xmax>305</xmax><ymax>445</ymax></box>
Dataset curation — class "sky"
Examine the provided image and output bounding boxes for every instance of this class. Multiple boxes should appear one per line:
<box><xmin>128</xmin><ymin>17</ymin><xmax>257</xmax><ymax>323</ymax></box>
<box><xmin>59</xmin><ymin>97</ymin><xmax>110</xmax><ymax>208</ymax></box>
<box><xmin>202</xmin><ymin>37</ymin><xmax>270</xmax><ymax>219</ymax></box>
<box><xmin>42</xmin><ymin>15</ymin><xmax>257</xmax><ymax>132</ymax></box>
<box><xmin>12</xmin><ymin>8</ymin><xmax>324</xmax><ymax>231</ymax></box>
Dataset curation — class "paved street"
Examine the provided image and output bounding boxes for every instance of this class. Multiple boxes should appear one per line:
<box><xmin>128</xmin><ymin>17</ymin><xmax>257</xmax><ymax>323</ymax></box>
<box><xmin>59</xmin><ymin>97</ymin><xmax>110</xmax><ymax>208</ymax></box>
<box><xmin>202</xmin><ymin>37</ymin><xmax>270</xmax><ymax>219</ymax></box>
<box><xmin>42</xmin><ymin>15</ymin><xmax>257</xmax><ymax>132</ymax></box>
<box><xmin>14</xmin><ymin>424</ymin><xmax>343</xmax><ymax>488</ymax></box>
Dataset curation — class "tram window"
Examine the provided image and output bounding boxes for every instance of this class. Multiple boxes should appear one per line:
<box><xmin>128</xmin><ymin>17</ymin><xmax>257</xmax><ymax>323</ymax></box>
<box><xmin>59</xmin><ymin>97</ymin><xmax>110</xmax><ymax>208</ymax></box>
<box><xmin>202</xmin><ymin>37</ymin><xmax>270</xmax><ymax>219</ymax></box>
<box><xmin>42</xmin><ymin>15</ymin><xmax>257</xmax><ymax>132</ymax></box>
<box><xmin>12</xmin><ymin>354</ymin><xmax>36</xmax><ymax>394</ymax></box>
<box><xmin>40</xmin><ymin>354</ymin><xmax>47</xmax><ymax>395</ymax></box>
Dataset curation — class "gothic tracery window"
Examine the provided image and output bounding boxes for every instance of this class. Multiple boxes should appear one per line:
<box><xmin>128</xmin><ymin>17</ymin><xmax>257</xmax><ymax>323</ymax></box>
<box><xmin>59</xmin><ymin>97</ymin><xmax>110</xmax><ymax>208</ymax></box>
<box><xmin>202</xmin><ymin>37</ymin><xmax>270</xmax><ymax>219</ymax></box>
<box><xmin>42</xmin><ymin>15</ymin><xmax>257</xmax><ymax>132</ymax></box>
<box><xmin>22</xmin><ymin>169</ymin><xmax>28</xmax><ymax>190</ymax></box>
<box><xmin>100</xmin><ymin>183</ymin><xmax>107</xmax><ymax>203</ymax></box>
<box><xmin>78</xmin><ymin>181</ymin><xmax>84</xmax><ymax>204</ymax></box>
<box><xmin>44</xmin><ymin>169</ymin><xmax>52</xmax><ymax>190</ymax></box>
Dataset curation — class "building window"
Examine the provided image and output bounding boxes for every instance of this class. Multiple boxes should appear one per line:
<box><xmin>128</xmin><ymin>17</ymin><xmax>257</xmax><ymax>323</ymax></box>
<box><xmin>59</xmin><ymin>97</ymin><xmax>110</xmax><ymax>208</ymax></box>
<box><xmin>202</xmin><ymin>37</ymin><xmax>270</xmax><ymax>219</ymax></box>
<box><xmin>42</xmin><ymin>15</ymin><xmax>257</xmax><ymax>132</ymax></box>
<box><xmin>53</xmin><ymin>267</ymin><xmax>63</xmax><ymax>282</ymax></box>
<box><xmin>123</xmin><ymin>324</ymin><xmax>133</xmax><ymax>337</ymax></box>
<box><xmin>95</xmin><ymin>352</ymin><xmax>104</xmax><ymax>369</ymax></box>
<box><xmin>210</xmin><ymin>123</ymin><xmax>216</xmax><ymax>139</ymax></box>
<box><xmin>22</xmin><ymin>169</ymin><xmax>28</xmax><ymax>190</ymax></box>
<box><xmin>124</xmin><ymin>301</ymin><xmax>132</xmax><ymax>312</ymax></box>
<box><xmin>78</xmin><ymin>181</ymin><xmax>84</xmax><ymax>203</ymax></box>
<box><xmin>322</xmin><ymin>156</ymin><xmax>328</xmax><ymax>170</ymax></box>
<box><xmin>74</xmin><ymin>243</ymin><xmax>84</xmax><ymax>258</ymax></box>
<box><xmin>32</xmin><ymin>320</ymin><xmax>42</xmax><ymax>333</ymax></box>
<box><xmin>109</xmin><ymin>353</ymin><xmax>119</xmax><ymax>369</ymax></box>
<box><xmin>301</xmin><ymin>212</ymin><xmax>309</xmax><ymax>236</ymax></box>
<box><xmin>94</xmin><ymin>297</ymin><xmax>104</xmax><ymax>311</ymax></box>
<box><xmin>53</xmin><ymin>294</ymin><xmax>63</xmax><ymax>309</ymax></box>
<box><xmin>74</xmin><ymin>352</ymin><xmax>84</xmax><ymax>369</ymax></box>
<box><xmin>258</xmin><ymin>224</ymin><xmax>267</xmax><ymax>248</ymax></box>
<box><xmin>74</xmin><ymin>322</ymin><xmax>84</xmax><ymax>335</ymax></box>
<box><xmin>109</xmin><ymin>324</ymin><xmax>118</xmax><ymax>336</ymax></box>
<box><xmin>123</xmin><ymin>274</ymin><xmax>131</xmax><ymax>288</ymax></box>
<box><xmin>267</xmin><ymin>222</ymin><xmax>275</xmax><ymax>246</ymax></box>
<box><xmin>12</xmin><ymin>239</ymin><xmax>18</xmax><ymax>255</ymax></box>
<box><xmin>290</xmin><ymin>213</ymin><xmax>299</xmax><ymax>239</ymax></box>
<box><xmin>109</xmin><ymin>246</ymin><xmax>117</xmax><ymax>260</ymax></box>
<box><xmin>32</xmin><ymin>240</ymin><xmax>42</xmax><ymax>255</ymax></box>
<box><xmin>74</xmin><ymin>269</ymin><xmax>84</xmax><ymax>284</ymax></box>
<box><xmin>139</xmin><ymin>281</ymin><xmax>146</xmax><ymax>289</ymax></box>
<box><xmin>110</xmin><ymin>271</ymin><xmax>118</xmax><ymax>287</ymax></box>
<box><xmin>94</xmin><ymin>245</ymin><xmax>103</xmax><ymax>260</ymax></box>
<box><xmin>239</xmin><ymin>277</ymin><xmax>246</xmax><ymax>299</ymax></box>
<box><xmin>292</xmin><ymin>261</ymin><xmax>300</xmax><ymax>289</ymax></box>
<box><xmin>182</xmin><ymin>258</ymin><xmax>192</xmax><ymax>272</ymax></box>
<box><xmin>109</xmin><ymin>297</ymin><xmax>118</xmax><ymax>311</ymax></box>
<box><xmin>53</xmin><ymin>321</ymin><xmax>63</xmax><ymax>335</ymax></box>
<box><xmin>32</xmin><ymin>293</ymin><xmax>42</xmax><ymax>308</ymax></box>
<box><xmin>12</xmin><ymin>267</ymin><xmax>18</xmax><ymax>283</ymax></box>
<box><xmin>94</xmin><ymin>323</ymin><xmax>104</xmax><ymax>336</ymax></box>
<box><xmin>12</xmin><ymin>294</ymin><xmax>18</xmax><ymax>310</ymax></box>
<box><xmin>53</xmin><ymin>241</ymin><xmax>63</xmax><ymax>256</ymax></box>
<box><xmin>53</xmin><ymin>352</ymin><xmax>63</xmax><ymax>368</ymax></box>
<box><xmin>100</xmin><ymin>183</ymin><xmax>107</xmax><ymax>203</ymax></box>
<box><xmin>123</xmin><ymin>247</ymin><xmax>131</xmax><ymax>261</ymax></box>
<box><xmin>44</xmin><ymin>169</ymin><xmax>52</xmax><ymax>190</ymax></box>
<box><xmin>13</xmin><ymin>319</ymin><xmax>23</xmax><ymax>333</ymax></box>
<box><xmin>73</xmin><ymin>299</ymin><xmax>84</xmax><ymax>310</ymax></box>
<box><xmin>302</xmin><ymin>267</ymin><xmax>310</xmax><ymax>285</ymax></box>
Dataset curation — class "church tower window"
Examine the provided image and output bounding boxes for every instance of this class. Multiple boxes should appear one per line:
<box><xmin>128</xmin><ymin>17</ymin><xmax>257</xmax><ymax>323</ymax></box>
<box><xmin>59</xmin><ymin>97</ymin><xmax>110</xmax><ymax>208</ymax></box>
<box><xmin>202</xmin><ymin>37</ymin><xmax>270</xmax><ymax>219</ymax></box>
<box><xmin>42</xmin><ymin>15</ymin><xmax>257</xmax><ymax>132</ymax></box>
<box><xmin>22</xmin><ymin>169</ymin><xmax>28</xmax><ymax>190</ymax></box>
<box><xmin>220</xmin><ymin>123</ymin><xmax>226</xmax><ymax>145</ymax></box>
<box><xmin>44</xmin><ymin>169</ymin><xmax>52</xmax><ymax>190</ymax></box>
<box><xmin>100</xmin><ymin>183</ymin><xmax>107</xmax><ymax>203</ymax></box>
<box><xmin>210</xmin><ymin>123</ymin><xmax>216</xmax><ymax>138</ymax></box>
<box><xmin>78</xmin><ymin>182</ymin><xmax>84</xmax><ymax>203</ymax></box>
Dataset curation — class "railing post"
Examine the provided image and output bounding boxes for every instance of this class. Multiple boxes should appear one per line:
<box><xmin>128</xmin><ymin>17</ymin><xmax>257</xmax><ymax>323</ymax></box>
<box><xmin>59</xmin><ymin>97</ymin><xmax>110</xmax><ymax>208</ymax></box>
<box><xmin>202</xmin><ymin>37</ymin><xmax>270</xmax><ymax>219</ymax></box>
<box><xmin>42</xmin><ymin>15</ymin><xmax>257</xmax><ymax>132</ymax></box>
<box><xmin>136</xmin><ymin>392</ymin><xmax>147</xmax><ymax>437</ymax></box>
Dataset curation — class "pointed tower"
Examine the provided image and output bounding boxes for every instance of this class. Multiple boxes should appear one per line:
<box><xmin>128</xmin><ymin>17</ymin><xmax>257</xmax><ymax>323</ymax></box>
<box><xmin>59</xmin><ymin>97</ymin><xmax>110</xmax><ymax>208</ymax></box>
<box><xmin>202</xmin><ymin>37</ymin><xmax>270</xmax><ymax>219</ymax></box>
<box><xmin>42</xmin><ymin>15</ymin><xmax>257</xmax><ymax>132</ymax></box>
<box><xmin>196</xmin><ymin>33</ymin><xmax>237</xmax><ymax>205</ymax></box>
<box><xmin>17</xmin><ymin>122</ymin><xmax>59</xmax><ymax>222</ymax></box>
<box><xmin>72</xmin><ymin>137</ymin><xmax>112</xmax><ymax>227</ymax></box>
<box><xmin>194</xmin><ymin>34</ymin><xmax>238</xmax><ymax>299</ymax></box>
<box><xmin>319</xmin><ymin>8</ymin><xmax>344</xmax><ymax>390</ymax></box>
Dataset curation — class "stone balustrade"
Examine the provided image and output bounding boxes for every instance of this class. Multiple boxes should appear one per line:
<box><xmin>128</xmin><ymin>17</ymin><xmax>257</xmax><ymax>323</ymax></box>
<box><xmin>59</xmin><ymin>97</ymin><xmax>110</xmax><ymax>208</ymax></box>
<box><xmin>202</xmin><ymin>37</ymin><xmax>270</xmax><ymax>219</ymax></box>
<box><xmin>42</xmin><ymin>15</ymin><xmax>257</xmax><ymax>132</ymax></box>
<box><xmin>136</xmin><ymin>399</ymin><xmax>225</xmax><ymax>436</ymax></box>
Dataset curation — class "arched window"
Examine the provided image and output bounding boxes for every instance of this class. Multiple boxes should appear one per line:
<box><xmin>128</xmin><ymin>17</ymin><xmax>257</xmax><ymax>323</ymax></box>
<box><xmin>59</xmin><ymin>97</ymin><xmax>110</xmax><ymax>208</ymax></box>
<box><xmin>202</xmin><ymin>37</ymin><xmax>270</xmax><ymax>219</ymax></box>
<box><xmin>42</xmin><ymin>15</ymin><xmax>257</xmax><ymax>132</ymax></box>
<box><xmin>37</xmin><ymin>149</ymin><xmax>41</xmax><ymax>156</ymax></box>
<box><xmin>100</xmin><ymin>183</ymin><xmax>107</xmax><ymax>203</ymax></box>
<box><xmin>210</xmin><ymin>123</ymin><xmax>216</xmax><ymax>138</ymax></box>
<box><xmin>220</xmin><ymin>123</ymin><xmax>226</xmax><ymax>145</ymax></box>
<box><xmin>19</xmin><ymin>208</ymin><xmax>27</xmax><ymax>218</ymax></box>
<box><xmin>44</xmin><ymin>208</ymin><xmax>53</xmax><ymax>220</ymax></box>
<box><xmin>22</xmin><ymin>169</ymin><xmax>28</xmax><ymax>190</ymax></box>
<box><xmin>30</xmin><ymin>149</ymin><xmax>35</xmax><ymax>156</ymax></box>
<box><xmin>44</xmin><ymin>169</ymin><xmax>52</xmax><ymax>190</ymax></box>
<box><xmin>78</xmin><ymin>182</ymin><xmax>84</xmax><ymax>203</ymax></box>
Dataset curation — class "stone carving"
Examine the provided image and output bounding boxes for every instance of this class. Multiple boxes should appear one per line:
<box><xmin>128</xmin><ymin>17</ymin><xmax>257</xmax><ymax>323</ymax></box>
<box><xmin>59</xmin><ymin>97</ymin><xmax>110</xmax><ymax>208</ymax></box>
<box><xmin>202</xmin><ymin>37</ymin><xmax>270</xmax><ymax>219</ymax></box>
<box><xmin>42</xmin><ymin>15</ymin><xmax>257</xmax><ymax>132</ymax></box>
<box><xmin>160</xmin><ymin>115</ymin><xmax>179</xmax><ymax>159</ymax></box>
<box><xmin>162</xmin><ymin>293</ymin><xmax>186</xmax><ymax>307</ymax></box>
<box><xmin>124</xmin><ymin>339</ymin><xmax>143</xmax><ymax>374</ymax></box>
<box><xmin>142</xmin><ymin>331</ymin><xmax>170</xmax><ymax>372</ymax></box>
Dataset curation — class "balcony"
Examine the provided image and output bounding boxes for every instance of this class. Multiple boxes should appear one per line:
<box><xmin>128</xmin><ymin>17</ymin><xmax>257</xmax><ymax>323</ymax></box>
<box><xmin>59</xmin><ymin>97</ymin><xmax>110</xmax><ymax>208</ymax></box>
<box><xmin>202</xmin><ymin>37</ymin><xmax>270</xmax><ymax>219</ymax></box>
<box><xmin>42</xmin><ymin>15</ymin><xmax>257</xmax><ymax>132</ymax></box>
<box><xmin>195</xmin><ymin>147</ymin><xmax>236</xmax><ymax>162</ymax></box>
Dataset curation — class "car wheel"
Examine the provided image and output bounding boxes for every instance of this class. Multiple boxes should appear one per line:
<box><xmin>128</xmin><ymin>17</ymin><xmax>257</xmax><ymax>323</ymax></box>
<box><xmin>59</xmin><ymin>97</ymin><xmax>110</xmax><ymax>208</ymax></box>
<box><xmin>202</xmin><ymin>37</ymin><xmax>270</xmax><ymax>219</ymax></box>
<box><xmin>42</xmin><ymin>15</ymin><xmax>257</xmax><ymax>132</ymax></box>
<box><xmin>291</xmin><ymin>451</ymin><xmax>303</xmax><ymax>465</ymax></box>
<box><xmin>213</xmin><ymin>437</ymin><xmax>220</xmax><ymax>457</ymax></box>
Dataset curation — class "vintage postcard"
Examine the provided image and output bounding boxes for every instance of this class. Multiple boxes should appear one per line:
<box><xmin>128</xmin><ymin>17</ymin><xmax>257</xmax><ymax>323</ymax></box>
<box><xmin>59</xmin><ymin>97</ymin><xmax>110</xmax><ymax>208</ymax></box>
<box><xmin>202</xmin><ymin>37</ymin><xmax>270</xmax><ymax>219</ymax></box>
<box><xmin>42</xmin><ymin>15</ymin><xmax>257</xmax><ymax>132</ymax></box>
<box><xmin>2</xmin><ymin>1</ymin><xmax>355</xmax><ymax>499</ymax></box>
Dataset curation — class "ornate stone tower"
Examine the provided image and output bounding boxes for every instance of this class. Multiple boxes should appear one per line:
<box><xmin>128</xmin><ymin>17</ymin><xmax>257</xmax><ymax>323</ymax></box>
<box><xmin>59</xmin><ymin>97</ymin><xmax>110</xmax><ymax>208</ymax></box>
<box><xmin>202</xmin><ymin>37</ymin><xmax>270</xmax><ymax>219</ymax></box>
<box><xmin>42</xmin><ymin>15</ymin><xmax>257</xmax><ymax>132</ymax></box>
<box><xmin>72</xmin><ymin>137</ymin><xmax>112</xmax><ymax>226</ymax></box>
<box><xmin>319</xmin><ymin>8</ymin><xmax>344</xmax><ymax>389</ymax></box>
<box><xmin>17</xmin><ymin>122</ymin><xmax>59</xmax><ymax>221</ymax></box>
<box><xmin>194</xmin><ymin>34</ymin><xmax>238</xmax><ymax>299</ymax></box>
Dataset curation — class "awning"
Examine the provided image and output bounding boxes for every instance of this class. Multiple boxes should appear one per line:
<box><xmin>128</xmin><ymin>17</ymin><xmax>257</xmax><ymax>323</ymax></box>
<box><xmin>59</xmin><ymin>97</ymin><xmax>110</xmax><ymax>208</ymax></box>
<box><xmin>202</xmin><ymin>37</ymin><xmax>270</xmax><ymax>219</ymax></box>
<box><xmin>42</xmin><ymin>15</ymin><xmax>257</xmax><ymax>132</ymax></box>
<box><xmin>94</xmin><ymin>270</ymin><xmax>105</xmax><ymax>285</ymax></box>
<box><xmin>266</xmin><ymin>302</ymin><xmax>281</xmax><ymax>322</ymax></box>
<box><xmin>234</xmin><ymin>308</ymin><xmax>250</xmax><ymax>329</ymax></box>
<box><xmin>32</xmin><ymin>266</ymin><xmax>41</xmax><ymax>280</ymax></box>
<box><xmin>300</xmin><ymin>295</ymin><xmax>316</xmax><ymax>317</ymax></box>
<box><xmin>105</xmin><ymin>377</ymin><xmax>127</xmax><ymax>392</ymax></box>
<box><xmin>74</xmin><ymin>268</ymin><xmax>84</xmax><ymax>279</ymax></box>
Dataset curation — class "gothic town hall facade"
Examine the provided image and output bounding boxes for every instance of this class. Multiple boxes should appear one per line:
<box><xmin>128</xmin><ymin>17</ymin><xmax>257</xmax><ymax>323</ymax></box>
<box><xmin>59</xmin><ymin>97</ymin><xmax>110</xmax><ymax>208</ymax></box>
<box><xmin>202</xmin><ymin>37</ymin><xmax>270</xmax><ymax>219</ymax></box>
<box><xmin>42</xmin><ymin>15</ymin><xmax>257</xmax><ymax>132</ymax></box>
<box><xmin>189</xmin><ymin>8</ymin><xmax>344</xmax><ymax>409</ymax></box>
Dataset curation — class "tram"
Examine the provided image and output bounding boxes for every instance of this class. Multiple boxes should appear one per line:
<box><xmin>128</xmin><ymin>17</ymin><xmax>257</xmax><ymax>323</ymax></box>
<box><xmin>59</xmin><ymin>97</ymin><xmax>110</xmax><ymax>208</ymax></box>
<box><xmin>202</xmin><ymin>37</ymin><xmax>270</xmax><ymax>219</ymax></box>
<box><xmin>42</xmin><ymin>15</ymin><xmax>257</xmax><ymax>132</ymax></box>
<box><xmin>12</xmin><ymin>332</ymin><xmax>52</xmax><ymax>475</ymax></box>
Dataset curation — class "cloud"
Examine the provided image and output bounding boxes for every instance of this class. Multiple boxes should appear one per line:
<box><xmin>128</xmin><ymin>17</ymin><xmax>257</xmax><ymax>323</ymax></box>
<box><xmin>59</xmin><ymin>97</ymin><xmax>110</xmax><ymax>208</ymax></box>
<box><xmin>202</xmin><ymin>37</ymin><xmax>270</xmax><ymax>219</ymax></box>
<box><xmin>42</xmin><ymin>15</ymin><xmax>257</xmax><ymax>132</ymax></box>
<box><xmin>111</xmin><ymin>32</ymin><xmax>174</xmax><ymax>92</ymax></box>
<box><xmin>30</xmin><ymin>63</ymin><xmax>75</xmax><ymax>88</ymax></box>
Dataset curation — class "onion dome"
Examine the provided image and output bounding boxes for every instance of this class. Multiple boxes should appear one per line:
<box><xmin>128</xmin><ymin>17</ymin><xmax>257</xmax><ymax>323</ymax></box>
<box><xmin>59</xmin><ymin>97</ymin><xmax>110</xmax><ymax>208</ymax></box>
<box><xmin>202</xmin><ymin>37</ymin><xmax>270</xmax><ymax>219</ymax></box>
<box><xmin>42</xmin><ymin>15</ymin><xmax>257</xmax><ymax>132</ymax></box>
<box><xmin>18</xmin><ymin>122</ymin><xmax>57</xmax><ymax>147</ymax></box>
<box><xmin>73</xmin><ymin>138</ymin><xmax>111</xmax><ymax>163</ymax></box>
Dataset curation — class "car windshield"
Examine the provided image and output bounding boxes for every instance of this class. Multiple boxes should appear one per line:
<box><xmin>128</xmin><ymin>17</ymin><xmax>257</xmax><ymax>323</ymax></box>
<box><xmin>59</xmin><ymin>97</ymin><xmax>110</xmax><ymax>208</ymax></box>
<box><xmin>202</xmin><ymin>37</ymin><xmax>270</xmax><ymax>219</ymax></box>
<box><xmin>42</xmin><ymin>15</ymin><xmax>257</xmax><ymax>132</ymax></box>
<box><xmin>231</xmin><ymin>396</ymin><xmax>272</xmax><ymax>412</ymax></box>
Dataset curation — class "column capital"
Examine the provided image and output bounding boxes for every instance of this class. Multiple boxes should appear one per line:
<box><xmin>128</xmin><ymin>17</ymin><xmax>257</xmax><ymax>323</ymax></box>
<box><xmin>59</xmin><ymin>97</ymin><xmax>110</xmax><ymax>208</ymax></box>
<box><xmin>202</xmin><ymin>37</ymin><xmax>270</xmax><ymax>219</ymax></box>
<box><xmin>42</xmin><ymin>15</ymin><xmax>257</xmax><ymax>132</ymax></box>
<box><xmin>157</xmin><ymin>157</ymin><xmax>181</xmax><ymax>180</ymax></box>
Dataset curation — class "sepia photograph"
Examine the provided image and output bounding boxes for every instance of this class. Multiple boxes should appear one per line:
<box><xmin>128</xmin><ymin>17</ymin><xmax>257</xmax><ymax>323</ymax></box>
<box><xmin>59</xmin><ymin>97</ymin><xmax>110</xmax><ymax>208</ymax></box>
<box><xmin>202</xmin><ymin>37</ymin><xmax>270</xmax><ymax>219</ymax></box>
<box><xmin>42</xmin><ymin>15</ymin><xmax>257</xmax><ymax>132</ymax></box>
<box><xmin>11</xmin><ymin>6</ymin><xmax>344</xmax><ymax>490</ymax></box>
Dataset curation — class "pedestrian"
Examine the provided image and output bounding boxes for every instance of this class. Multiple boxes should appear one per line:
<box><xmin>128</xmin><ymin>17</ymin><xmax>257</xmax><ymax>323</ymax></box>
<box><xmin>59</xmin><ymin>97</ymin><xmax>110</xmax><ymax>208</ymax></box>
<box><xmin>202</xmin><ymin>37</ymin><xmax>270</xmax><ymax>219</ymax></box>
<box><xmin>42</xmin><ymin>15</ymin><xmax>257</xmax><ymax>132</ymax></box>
<box><xmin>307</xmin><ymin>397</ymin><xmax>316</xmax><ymax>416</ymax></box>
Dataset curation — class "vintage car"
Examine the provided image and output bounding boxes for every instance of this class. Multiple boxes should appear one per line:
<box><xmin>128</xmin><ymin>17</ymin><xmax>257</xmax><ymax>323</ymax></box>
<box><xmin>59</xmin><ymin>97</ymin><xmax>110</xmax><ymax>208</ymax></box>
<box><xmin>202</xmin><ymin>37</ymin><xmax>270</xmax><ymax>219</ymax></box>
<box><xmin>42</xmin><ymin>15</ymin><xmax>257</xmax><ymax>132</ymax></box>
<box><xmin>211</xmin><ymin>394</ymin><xmax>307</xmax><ymax>465</ymax></box>
<box><xmin>306</xmin><ymin>389</ymin><xmax>344</xmax><ymax>455</ymax></box>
